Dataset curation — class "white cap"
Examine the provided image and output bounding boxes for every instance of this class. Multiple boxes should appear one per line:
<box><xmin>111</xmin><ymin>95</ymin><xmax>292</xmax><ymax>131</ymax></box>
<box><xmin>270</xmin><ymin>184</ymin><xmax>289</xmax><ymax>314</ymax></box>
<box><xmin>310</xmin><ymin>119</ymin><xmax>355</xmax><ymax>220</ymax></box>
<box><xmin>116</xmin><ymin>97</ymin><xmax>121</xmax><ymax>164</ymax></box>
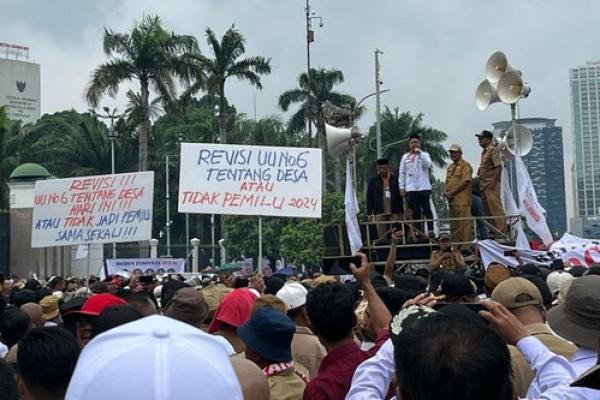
<box><xmin>65</xmin><ymin>315</ymin><xmax>243</xmax><ymax>400</ymax></box>
<box><xmin>276</xmin><ymin>282</ymin><xmax>308</xmax><ymax>310</ymax></box>
<box><xmin>546</xmin><ymin>271</ymin><xmax>574</xmax><ymax>296</ymax></box>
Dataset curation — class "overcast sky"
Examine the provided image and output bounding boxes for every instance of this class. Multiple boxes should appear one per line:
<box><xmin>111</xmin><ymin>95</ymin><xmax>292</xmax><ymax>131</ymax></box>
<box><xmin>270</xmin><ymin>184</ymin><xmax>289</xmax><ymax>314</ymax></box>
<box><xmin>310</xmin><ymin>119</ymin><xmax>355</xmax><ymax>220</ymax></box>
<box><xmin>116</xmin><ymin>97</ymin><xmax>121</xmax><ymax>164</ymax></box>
<box><xmin>2</xmin><ymin>0</ymin><xmax>599</xmax><ymax>221</ymax></box>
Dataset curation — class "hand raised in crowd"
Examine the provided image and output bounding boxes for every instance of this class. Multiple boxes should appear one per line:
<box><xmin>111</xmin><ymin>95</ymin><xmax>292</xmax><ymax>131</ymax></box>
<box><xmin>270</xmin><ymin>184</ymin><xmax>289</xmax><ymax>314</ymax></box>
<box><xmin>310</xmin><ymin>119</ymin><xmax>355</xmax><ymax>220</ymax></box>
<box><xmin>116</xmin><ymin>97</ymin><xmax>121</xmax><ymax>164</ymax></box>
<box><xmin>249</xmin><ymin>273</ymin><xmax>266</xmax><ymax>294</ymax></box>
<box><xmin>350</xmin><ymin>252</ymin><xmax>372</xmax><ymax>287</ymax></box>
<box><xmin>402</xmin><ymin>292</ymin><xmax>437</xmax><ymax>309</ymax></box>
<box><xmin>479</xmin><ymin>300</ymin><xmax>529</xmax><ymax>346</ymax></box>
<box><xmin>391</xmin><ymin>229</ymin><xmax>403</xmax><ymax>244</ymax></box>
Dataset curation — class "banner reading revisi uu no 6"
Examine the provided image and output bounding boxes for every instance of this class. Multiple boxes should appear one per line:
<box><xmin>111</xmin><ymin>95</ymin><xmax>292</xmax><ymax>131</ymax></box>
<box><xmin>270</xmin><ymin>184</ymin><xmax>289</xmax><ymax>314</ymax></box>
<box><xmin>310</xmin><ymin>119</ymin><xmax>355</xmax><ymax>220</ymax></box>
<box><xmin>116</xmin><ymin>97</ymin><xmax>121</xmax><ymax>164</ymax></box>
<box><xmin>178</xmin><ymin>143</ymin><xmax>322</xmax><ymax>218</ymax></box>
<box><xmin>31</xmin><ymin>172</ymin><xmax>154</xmax><ymax>248</ymax></box>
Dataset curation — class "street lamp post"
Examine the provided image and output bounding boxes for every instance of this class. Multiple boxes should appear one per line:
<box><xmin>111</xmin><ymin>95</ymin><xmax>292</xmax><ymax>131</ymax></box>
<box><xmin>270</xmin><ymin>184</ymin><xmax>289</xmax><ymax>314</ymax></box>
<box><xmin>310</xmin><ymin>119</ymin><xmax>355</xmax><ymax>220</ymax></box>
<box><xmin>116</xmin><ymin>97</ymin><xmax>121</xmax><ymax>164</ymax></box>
<box><xmin>305</xmin><ymin>0</ymin><xmax>323</xmax><ymax>147</ymax></box>
<box><xmin>375</xmin><ymin>49</ymin><xmax>384</xmax><ymax>159</ymax></box>
<box><xmin>92</xmin><ymin>107</ymin><xmax>124</xmax><ymax>259</ymax></box>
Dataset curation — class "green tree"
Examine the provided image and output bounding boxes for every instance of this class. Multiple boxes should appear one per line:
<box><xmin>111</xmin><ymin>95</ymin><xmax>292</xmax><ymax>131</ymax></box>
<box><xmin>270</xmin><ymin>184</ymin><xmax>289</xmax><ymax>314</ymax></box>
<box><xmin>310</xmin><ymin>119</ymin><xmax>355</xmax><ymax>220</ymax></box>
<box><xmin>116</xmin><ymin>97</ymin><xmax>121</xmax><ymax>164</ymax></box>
<box><xmin>356</xmin><ymin>107</ymin><xmax>448</xmax><ymax>192</ymax></box>
<box><xmin>24</xmin><ymin>111</ymin><xmax>136</xmax><ymax>177</ymax></box>
<box><xmin>85</xmin><ymin>14</ymin><xmax>200</xmax><ymax>171</ymax></box>
<box><xmin>279</xmin><ymin>68</ymin><xmax>357</xmax><ymax>148</ymax></box>
<box><xmin>189</xmin><ymin>26</ymin><xmax>272</xmax><ymax>145</ymax></box>
<box><xmin>0</xmin><ymin>108</ymin><xmax>23</xmax><ymax>209</ymax></box>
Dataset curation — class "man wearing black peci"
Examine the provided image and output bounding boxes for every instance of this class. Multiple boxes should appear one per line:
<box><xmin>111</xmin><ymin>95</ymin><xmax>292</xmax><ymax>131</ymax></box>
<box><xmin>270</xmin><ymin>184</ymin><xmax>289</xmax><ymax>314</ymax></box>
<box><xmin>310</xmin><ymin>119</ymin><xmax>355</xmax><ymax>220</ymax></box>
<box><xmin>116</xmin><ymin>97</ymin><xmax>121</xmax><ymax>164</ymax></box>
<box><xmin>367</xmin><ymin>158</ymin><xmax>404</xmax><ymax>242</ymax></box>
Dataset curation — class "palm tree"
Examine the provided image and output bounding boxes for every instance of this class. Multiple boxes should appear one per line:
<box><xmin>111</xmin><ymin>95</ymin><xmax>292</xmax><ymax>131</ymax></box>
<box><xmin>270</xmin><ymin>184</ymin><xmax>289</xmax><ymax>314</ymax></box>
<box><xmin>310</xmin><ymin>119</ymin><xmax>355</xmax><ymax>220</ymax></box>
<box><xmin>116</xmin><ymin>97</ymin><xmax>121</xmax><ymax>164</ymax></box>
<box><xmin>279</xmin><ymin>68</ymin><xmax>358</xmax><ymax>148</ymax></box>
<box><xmin>85</xmin><ymin>14</ymin><xmax>200</xmax><ymax>171</ymax></box>
<box><xmin>356</xmin><ymin>107</ymin><xmax>448</xmax><ymax>191</ymax></box>
<box><xmin>188</xmin><ymin>25</ymin><xmax>271</xmax><ymax>144</ymax></box>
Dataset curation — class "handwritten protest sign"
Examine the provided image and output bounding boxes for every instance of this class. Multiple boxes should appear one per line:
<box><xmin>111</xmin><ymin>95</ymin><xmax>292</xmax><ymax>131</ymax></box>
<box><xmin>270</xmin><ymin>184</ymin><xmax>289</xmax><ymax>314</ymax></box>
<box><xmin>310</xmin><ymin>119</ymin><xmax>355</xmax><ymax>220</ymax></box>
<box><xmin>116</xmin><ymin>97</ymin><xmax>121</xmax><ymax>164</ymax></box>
<box><xmin>31</xmin><ymin>172</ymin><xmax>154</xmax><ymax>247</ymax></box>
<box><xmin>178</xmin><ymin>143</ymin><xmax>322</xmax><ymax>218</ymax></box>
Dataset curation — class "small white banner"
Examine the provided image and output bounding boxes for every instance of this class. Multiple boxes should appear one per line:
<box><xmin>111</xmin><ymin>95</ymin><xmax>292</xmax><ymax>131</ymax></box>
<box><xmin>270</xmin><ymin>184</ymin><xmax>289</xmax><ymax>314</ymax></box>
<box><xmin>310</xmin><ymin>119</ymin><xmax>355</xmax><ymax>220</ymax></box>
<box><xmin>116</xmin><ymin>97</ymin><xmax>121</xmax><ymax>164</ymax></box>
<box><xmin>31</xmin><ymin>172</ymin><xmax>154</xmax><ymax>247</ymax></box>
<box><xmin>178</xmin><ymin>143</ymin><xmax>322</xmax><ymax>218</ymax></box>
<box><xmin>105</xmin><ymin>258</ymin><xmax>185</xmax><ymax>276</ymax></box>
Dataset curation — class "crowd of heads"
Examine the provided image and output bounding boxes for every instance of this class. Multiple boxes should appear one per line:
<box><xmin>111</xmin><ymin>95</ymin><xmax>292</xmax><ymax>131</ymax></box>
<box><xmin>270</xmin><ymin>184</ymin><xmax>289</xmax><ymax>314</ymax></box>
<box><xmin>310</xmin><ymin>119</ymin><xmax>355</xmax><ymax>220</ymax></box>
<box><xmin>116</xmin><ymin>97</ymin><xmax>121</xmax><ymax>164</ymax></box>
<box><xmin>0</xmin><ymin>249</ymin><xmax>599</xmax><ymax>400</ymax></box>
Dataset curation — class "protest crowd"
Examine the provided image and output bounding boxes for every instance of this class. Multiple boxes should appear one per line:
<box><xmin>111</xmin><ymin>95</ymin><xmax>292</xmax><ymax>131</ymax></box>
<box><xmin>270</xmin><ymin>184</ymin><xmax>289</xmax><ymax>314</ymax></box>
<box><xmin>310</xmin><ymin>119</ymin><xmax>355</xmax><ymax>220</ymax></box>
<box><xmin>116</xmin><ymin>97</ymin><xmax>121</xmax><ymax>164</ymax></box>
<box><xmin>1</xmin><ymin>131</ymin><xmax>600</xmax><ymax>400</ymax></box>
<box><xmin>0</xmin><ymin>243</ymin><xmax>599</xmax><ymax>400</ymax></box>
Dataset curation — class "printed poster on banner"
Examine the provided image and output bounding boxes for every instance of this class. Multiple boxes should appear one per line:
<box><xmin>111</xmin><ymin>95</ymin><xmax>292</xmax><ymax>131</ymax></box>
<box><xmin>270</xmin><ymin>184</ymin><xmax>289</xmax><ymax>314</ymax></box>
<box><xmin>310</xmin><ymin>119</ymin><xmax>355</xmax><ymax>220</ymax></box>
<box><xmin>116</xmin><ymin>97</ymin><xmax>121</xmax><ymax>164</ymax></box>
<box><xmin>105</xmin><ymin>258</ymin><xmax>185</xmax><ymax>276</ymax></box>
<box><xmin>31</xmin><ymin>172</ymin><xmax>154</xmax><ymax>248</ymax></box>
<box><xmin>178</xmin><ymin>143</ymin><xmax>322</xmax><ymax>218</ymax></box>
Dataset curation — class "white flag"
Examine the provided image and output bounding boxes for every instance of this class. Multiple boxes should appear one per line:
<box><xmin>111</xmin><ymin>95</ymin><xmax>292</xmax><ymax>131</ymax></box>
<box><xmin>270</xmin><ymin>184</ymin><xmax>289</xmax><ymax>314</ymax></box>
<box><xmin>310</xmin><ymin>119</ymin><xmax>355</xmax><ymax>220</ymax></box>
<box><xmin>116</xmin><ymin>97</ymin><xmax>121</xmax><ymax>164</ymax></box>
<box><xmin>513</xmin><ymin>154</ymin><xmax>553</xmax><ymax>245</ymax></box>
<box><xmin>501</xmin><ymin>168</ymin><xmax>530</xmax><ymax>250</ymax></box>
<box><xmin>345</xmin><ymin>158</ymin><xmax>363</xmax><ymax>254</ymax></box>
<box><xmin>75</xmin><ymin>244</ymin><xmax>89</xmax><ymax>260</ymax></box>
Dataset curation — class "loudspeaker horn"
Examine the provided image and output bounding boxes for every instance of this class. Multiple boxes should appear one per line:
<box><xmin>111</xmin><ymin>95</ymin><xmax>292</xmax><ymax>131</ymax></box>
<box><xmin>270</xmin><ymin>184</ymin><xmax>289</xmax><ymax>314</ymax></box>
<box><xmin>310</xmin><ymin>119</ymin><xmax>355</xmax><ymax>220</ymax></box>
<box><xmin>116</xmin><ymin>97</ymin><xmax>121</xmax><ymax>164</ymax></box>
<box><xmin>497</xmin><ymin>71</ymin><xmax>531</xmax><ymax>104</ymax></box>
<box><xmin>498</xmin><ymin>125</ymin><xmax>533</xmax><ymax>157</ymax></box>
<box><xmin>325</xmin><ymin>123</ymin><xmax>360</xmax><ymax>157</ymax></box>
<box><xmin>484</xmin><ymin>51</ymin><xmax>520</xmax><ymax>85</ymax></box>
<box><xmin>475</xmin><ymin>79</ymin><xmax>501</xmax><ymax>111</ymax></box>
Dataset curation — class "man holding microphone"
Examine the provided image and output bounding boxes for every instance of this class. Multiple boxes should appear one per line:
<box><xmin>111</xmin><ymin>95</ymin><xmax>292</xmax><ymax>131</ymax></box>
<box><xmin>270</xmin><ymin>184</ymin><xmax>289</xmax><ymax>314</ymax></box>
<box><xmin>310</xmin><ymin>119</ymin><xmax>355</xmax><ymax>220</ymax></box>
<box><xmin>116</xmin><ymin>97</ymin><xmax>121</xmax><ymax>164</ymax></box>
<box><xmin>398</xmin><ymin>134</ymin><xmax>434</xmax><ymax>239</ymax></box>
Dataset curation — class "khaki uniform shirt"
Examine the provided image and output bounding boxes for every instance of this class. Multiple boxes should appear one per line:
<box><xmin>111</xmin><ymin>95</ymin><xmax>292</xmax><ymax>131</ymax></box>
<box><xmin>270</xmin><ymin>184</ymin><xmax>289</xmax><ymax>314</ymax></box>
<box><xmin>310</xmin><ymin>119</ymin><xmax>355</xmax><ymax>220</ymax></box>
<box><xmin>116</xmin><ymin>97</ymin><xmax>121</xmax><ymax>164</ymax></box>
<box><xmin>268</xmin><ymin>362</ymin><xmax>309</xmax><ymax>400</ymax></box>
<box><xmin>446</xmin><ymin>159</ymin><xmax>473</xmax><ymax>206</ymax></box>
<box><xmin>509</xmin><ymin>323</ymin><xmax>577</xmax><ymax>397</ymax></box>
<box><xmin>477</xmin><ymin>145</ymin><xmax>502</xmax><ymax>191</ymax></box>
<box><xmin>428</xmin><ymin>250</ymin><xmax>466</xmax><ymax>273</ymax></box>
<box><xmin>291</xmin><ymin>326</ymin><xmax>327</xmax><ymax>379</ymax></box>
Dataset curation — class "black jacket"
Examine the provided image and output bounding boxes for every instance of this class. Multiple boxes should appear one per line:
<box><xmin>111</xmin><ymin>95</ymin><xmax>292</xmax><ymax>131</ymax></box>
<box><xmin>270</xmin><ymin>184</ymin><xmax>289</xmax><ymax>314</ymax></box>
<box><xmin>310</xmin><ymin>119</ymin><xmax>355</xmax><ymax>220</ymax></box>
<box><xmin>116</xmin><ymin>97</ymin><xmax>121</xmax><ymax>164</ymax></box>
<box><xmin>366</xmin><ymin>175</ymin><xmax>404</xmax><ymax>215</ymax></box>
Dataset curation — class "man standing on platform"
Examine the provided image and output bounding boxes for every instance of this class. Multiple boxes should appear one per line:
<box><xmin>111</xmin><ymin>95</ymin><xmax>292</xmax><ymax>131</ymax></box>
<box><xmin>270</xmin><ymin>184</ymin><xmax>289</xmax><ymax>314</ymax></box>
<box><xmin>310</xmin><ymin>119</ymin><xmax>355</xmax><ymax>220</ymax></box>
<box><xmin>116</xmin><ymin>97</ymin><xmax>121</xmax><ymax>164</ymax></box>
<box><xmin>367</xmin><ymin>159</ymin><xmax>403</xmax><ymax>242</ymax></box>
<box><xmin>476</xmin><ymin>130</ymin><xmax>506</xmax><ymax>236</ymax></box>
<box><xmin>399</xmin><ymin>134</ymin><xmax>434</xmax><ymax>239</ymax></box>
<box><xmin>445</xmin><ymin>144</ymin><xmax>473</xmax><ymax>248</ymax></box>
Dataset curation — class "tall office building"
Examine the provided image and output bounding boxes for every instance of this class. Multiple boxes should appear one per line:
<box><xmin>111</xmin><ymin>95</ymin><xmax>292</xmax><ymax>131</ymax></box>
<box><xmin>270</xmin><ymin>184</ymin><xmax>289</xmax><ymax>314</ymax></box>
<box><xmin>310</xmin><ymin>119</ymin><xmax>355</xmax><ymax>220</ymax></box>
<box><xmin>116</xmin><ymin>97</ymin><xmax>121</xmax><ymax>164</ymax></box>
<box><xmin>492</xmin><ymin>118</ymin><xmax>567</xmax><ymax>238</ymax></box>
<box><xmin>570</xmin><ymin>61</ymin><xmax>600</xmax><ymax>238</ymax></box>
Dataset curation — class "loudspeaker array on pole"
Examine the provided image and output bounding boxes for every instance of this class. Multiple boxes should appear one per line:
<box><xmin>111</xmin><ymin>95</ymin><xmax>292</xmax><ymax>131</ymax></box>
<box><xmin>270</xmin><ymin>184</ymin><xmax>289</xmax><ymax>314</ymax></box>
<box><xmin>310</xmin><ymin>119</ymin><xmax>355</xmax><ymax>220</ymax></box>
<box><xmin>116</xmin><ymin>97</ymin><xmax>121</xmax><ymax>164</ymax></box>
<box><xmin>475</xmin><ymin>51</ymin><xmax>531</xmax><ymax>111</ymax></box>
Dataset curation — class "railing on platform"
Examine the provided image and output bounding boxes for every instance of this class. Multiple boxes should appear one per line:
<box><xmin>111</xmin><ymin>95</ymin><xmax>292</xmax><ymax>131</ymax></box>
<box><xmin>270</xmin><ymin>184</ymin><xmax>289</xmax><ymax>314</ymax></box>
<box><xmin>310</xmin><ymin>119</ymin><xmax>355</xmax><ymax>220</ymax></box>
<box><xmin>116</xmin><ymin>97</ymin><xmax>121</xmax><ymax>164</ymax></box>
<box><xmin>323</xmin><ymin>214</ymin><xmax>521</xmax><ymax>268</ymax></box>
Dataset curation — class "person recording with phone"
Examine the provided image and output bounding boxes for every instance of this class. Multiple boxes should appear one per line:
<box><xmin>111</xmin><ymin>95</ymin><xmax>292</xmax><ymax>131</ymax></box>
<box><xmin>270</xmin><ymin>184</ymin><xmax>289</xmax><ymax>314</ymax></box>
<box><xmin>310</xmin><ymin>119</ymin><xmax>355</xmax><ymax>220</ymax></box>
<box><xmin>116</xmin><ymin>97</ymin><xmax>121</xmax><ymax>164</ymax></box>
<box><xmin>429</xmin><ymin>232</ymin><xmax>466</xmax><ymax>275</ymax></box>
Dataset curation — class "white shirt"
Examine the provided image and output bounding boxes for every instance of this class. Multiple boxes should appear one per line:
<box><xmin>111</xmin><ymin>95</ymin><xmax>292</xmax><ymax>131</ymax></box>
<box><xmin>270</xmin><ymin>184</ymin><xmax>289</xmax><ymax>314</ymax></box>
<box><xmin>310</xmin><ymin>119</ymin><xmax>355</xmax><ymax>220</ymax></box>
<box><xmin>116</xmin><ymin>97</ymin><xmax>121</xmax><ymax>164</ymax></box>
<box><xmin>345</xmin><ymin>336</ymin><xmax>593</xmax><ymax>400</ymax></box>
<box><xmin>398</xmin><ymin>151</ymin><xmax>432</xmax><ymax>192</ymax></box>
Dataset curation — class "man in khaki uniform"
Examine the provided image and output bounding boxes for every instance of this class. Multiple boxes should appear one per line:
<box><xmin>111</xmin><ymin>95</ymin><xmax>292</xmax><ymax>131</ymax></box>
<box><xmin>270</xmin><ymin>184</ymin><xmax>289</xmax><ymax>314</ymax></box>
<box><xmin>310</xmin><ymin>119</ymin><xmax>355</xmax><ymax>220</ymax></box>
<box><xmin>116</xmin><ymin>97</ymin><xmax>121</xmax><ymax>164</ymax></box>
<box><xmin>476</xmin><ymin>130</ymin><xmax>506</xmax><ymax>235</ymax></box>
<box><xmin>445</xmin><ymin>144</ymin><xmax>473</xmax><ymax>247</ymax></box>
<box><xmin>491</xmin><ymin>277</ymin><xmax>577</xmax><ymax>398</ymax></box>
<box><xmin>428</xmin><ymin>232</ymin><xmax>466</xmax><ymax>274</ymax></box>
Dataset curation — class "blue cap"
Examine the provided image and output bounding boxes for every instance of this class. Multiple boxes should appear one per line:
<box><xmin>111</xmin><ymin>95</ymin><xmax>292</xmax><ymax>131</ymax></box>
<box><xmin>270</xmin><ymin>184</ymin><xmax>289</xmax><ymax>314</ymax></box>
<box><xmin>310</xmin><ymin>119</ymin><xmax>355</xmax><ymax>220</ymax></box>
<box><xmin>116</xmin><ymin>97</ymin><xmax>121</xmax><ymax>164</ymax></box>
<box><xmin>238</xmin><ymin>307</ymin><xmax>295</xmax><ymax>362</ymax></box>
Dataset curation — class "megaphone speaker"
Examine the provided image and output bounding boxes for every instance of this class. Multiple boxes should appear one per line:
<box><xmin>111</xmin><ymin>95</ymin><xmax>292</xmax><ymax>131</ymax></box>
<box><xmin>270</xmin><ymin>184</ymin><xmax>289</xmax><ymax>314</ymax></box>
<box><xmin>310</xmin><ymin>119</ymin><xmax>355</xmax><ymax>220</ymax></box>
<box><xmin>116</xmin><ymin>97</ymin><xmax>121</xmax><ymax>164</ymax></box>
<box><xmin>475</xmin><ymin>79</ymin><xmax>501</xmax><ymax>111</ymax></box>
<box><xmin>497</xmin><ymin>71</ymin><xmax>531</xmax><ymax>104</ymax></box>
<box><xmin>499</xmin><ymin>125</ymin><xmax>533</xmax><ymax>157</ymax></box>
<box><xmin>484</xmin><ymin>51</ymin><xmax>520</xmax><ymax>85</ymax></box>
<box><xmin>325</xmin><ymin>123</ymin><xmax>359</xmax><ymax>157</ymax></box>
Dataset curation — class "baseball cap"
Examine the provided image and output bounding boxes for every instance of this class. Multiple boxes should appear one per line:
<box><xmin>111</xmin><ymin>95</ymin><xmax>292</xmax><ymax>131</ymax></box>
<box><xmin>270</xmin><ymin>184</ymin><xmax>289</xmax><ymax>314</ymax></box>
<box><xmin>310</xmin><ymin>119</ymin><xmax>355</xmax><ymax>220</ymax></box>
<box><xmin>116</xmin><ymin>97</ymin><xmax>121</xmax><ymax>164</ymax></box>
<box><xmin>484</xmin><ymin>263</ymin><xmax>510</xmax><ymax>291</ymax></box>
<box><xmin>547</xmin><ymin>275</ymin><xmax>600</xmax><ymax>349</ymax></box>
<box><xmin>276</xmin><ymin>282</ymin><xmax>308</xmax><ymax>310</ymax></box>
<box><xmin>40</xmin><ymin>295</ymin><xmax>60</xmax><ymax>320</ymax></box>
<box><xmin>164</xmin><ymin>288</ymin><xmax>209</xmax><ymax>325</ymax></box>
<box><xmin>376</xmin><ymin>158</ymin><xmax>389</xmax><ymax>166</ymax></box>
<box><xmin>238</xmin><ymin>307</ymin><xmax>295</xmax><ymax>362</ymax></box>
<box><xmin>208</xmin><ymin>288</ymin><xmax>257</xmax><ymax>334</ymax></box>
<box><xmin>65</xmin><ymin>294</ymin><xmax>127</xmax><ymax>319</ymax></box>
<box><xmin>201</xmin><ymin>284</ymin><xmax>233</xmax><ymax>314</ymax></box>
<box><xmin>475</xmin><ymin>130</ymin><xmax>494</xmax><ymax>139</ymax></box>
<box><xmin>546</xmin><ymin>271</ymin><xmax>574</xmax><ymax>296</ymax></box>
<box><xmin>438</xmin><ymin>232</ymin><xmax>451</xmax><ymax>241</ymax></box>
<box><xmin>448</xmin><ymin>144</ymin><xmax>462</xmax><ymax>152</ymax></box>
<box><xmin>491</xmin><ymin>277</ymin><xmax>543</xmax><ymax>310</ymax></box>
<box><xmin>65</xmin><ymin>315</ymin><xmax>243</xmax><ymax>400</ymax></box>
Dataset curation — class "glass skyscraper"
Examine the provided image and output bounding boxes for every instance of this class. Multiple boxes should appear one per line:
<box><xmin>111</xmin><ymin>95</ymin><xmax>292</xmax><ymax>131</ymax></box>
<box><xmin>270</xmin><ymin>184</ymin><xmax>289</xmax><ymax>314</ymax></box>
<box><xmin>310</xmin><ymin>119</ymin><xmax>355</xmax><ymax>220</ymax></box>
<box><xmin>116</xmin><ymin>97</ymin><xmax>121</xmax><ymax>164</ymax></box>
<box><xmin>570</xmin><ymin>62</ymin><xmax>600</xmax><ymax>237</ymax></box>
<box><xmin>492</xmin><ymin>118</ymin><xmax>567</xmax><ymax>238</ymax></box>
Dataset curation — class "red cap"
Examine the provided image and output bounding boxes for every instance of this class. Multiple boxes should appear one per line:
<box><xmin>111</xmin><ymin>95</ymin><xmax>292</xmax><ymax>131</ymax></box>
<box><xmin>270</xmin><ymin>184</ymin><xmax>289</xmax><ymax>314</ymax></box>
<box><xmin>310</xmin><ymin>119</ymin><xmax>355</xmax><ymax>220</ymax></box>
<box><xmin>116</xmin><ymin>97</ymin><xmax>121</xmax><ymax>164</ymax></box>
<box><xmin>66</xmin><ymin>293</ymin><xmax>127</xmax><ymax>318</ymax></box>
<box><xmin>208</xmin><ymin>288</ymin><xmax>257</xmax><ymax>333</ymax></box>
